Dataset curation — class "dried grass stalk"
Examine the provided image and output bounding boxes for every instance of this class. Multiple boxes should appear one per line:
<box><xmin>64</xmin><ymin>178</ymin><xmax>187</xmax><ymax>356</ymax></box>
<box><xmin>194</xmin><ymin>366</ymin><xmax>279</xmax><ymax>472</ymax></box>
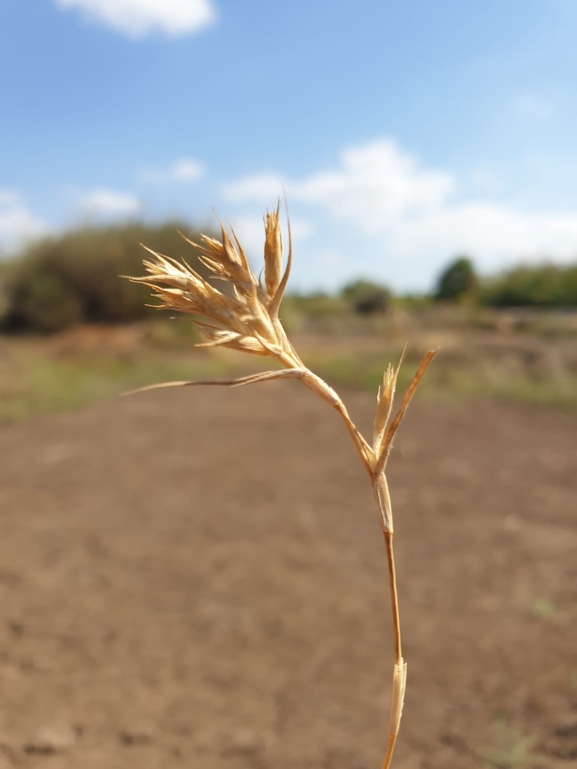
<box><xmin>123</xmin><ymin>205</ymin><xmax>436</xmax><ymax>769</ymax></box>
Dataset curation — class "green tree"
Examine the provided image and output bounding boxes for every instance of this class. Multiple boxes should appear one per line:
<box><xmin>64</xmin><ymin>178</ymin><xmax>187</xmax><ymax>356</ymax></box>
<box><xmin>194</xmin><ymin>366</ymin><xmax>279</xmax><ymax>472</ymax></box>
<box><xmin>435</xmin><ymin>256</ymin><xmax>477</xmax><ymax>301</ymax></box>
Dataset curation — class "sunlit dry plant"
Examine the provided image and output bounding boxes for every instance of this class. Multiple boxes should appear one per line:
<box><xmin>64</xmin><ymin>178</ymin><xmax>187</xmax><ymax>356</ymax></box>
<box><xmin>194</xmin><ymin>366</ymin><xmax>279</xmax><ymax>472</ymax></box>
<box><xmin>124</xmin><ymin>204</ymin><xmax>436</xmax><ymax>769</ymax></box>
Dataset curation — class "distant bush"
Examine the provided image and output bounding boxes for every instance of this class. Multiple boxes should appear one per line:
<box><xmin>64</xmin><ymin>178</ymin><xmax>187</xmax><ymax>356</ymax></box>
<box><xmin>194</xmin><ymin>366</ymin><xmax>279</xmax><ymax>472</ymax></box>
<box><xmin>1</xmin><ymin>222</ymin><xmax>214</xmax><ymax>333</ymax></box>
<box><xmin>479</xmin><ymin>262</ymin><xmax>577</xmax><ymax>307</ymax></box>
<box><xmin>435</xmin><ymin>256</ymin><xmax>477</xmax><ymax>302</ymax></box>
<box><xmin>7</xmin><ymin>270</ymin><xmax>84</xmax><ymax>333</ymax></box>
<box><xmin>341</xmin><ymin>279</ymin><xmax>392</xmax><ymax>315</ymax></box>
<box><xmin>282</xmin><ymin>292</ymin><xmax>347</xmax><ymax>320</ymax></box>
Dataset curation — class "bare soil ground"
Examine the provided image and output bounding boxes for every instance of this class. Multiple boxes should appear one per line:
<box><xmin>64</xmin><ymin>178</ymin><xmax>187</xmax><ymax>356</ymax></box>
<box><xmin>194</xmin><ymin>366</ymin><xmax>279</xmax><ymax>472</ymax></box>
<box><xmin>0</xmin><ymin>384</ymin><xmax>575</xmax><ymax>768</ymax></box>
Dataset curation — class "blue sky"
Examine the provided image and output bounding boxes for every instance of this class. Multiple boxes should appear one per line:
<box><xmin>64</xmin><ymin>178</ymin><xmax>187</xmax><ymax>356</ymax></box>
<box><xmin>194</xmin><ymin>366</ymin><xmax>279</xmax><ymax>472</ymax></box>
<box><xmin>1</xmin><ymin>0</ymin><xmax>577</xmax><ymax>291</ymax></box>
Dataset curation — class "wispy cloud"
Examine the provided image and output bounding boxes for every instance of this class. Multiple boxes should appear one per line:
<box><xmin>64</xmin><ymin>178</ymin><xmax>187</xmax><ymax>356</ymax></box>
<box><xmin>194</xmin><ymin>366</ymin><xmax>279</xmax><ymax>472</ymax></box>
<box><xmin>0</xmin><ymin>189</ymin><xmax>21</xmax><ymax>207</ymax></box>
<box><xmin>79</xmin><ymin>188</ymin><xmax>141</xmax><ymax>217</ymax></box>
<box><xmin>386</xmin><ymin>203</ymin><xmax>577</xmax><ymax>270</ymax></box>
<box><xmin>222</xmin><ymin>138</ymin><xmax>455</xmax><ymax>232</ymax></box>
<box><xmin>0</xmin><ymin>190</ymin><xmax>49</xmax><ymax>254</ymax></box>
<box><xmin>138</xmin><ymin>157</ymin><xmax>205</xmax><ymax>184</ymax></box>
<box><xmin>512</xmin><ymin>94</ymin><xmax>553</xmax><ymax>121</ymax></box>
<box><xmin>469</xmin><ymin>166</ymin><xmax>504</xmax><ymax>196</ymax></box>
<box><xmin>221</xmin><ymin>173</ymin><xmax>285</xmax><ymax>203</ymax></box>
<box><xmin>220</xmin><ymin>137</ymin><xmax>577</xmax><ymax>284</ymax></box>
<box><xmin>55</xmin><ymin>0</ymin><xmax>217</xmax><ymax>39</ymax></box>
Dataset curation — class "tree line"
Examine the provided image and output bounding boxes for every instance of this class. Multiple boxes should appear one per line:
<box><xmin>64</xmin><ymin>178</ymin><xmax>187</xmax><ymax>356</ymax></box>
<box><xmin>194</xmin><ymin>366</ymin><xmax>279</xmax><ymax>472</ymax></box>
<box><xmin>0</xmin><ymin>223</ymin><xmax>576</xmax><ymax>334</ymax></box>
<box><xmin>434</xmin><ymin>255</ymin><xmax>577</xmax><ymax>307</ymax></box>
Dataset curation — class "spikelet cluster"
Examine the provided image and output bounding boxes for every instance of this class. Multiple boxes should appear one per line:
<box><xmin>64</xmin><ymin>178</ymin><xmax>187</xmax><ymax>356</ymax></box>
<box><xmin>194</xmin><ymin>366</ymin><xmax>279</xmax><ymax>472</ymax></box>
<box><xmin>127</xmin><ymin>205</ymin><xmax>301</xmax><ymax>368</ymax></box>
<box><xmin>126</xmin><ymin>209</ymin><xmax>435</xmax><ymax>489</ymax></box>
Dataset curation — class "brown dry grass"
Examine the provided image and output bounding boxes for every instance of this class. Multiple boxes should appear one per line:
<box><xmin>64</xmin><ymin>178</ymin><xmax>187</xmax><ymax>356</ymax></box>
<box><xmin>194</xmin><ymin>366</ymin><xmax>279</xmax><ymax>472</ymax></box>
<box><xmin>125</xmin><ymin>206</ymin><xmax>436</xmax><ymax>768</ymax></box>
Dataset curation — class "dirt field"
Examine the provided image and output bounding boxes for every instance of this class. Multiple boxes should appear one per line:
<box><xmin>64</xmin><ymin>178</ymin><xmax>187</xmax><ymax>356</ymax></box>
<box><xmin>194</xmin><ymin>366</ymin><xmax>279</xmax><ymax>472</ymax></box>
<box><xmin>0</xmin><ymin>383</ymin><xmax>575</xmax><ymax>768</ymax></box>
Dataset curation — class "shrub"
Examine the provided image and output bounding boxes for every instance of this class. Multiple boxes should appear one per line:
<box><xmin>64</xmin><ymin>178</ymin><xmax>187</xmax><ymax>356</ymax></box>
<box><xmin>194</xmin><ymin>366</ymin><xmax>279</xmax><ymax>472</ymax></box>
<box><xmin>341</xmin><ymin>279</ymin><xmax>392</xmax><ymax>315</ymax></box>
<box><xmin>5</xmin><ymin>269</ymin><xmax>84</xmax><ymax>333</ymax></box>
<box><xmin>479</xmin><ymin>262</ymin><xmax>577</xmax><ymax>307</ymax></box>
<box><xmin>1</xmin><ymin>222</ymin><xmax>213</xmax><ymax>333</ymax></box>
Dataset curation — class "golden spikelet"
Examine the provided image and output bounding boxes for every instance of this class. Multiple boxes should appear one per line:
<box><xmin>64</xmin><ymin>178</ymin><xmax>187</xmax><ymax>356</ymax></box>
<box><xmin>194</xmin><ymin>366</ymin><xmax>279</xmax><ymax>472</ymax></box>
<box><xmin>126</xmin><ymin>208</ymin><xmax>301</xmax><ymax>367</ymax></box>
<box><xmin>123</xmin><ymin>203</ymin><xmax>436</xmax><ymax>769</ymax></box>
<box><xmin>263</xmin><ymin>203</ymin><xmax>283</xmax><ymax>301</ymax></box>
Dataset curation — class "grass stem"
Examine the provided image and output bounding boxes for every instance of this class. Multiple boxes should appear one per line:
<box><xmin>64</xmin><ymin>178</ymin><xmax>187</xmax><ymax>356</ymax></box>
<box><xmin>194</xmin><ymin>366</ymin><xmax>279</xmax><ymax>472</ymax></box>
<box><xmin>124</xmin><ymin>208</ymin><xmax>433</xmax><ymax>768</ymax></box>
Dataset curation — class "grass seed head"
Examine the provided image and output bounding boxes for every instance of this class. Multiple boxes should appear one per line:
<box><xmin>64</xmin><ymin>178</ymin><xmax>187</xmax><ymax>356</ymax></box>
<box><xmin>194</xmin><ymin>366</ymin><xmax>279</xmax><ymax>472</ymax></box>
<box><xmin>125</xmin><ymin>207</ymin><xmax>301</xmax><ymax>368</ymax></box>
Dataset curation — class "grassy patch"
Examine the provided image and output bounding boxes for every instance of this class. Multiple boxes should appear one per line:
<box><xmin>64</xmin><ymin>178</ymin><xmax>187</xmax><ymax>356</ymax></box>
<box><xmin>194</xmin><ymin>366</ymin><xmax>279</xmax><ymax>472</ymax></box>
<box><xmin>483</xmin><ymin>722</ymin><xmax>543</xmax><ymax>768</ymax></box>
<box><xmin>303</xmin><ymin>345</ymin><xmax>577</xmax><ymax>408</ymax></box>
<box><xmin>0</xmin><ymin>345</ymin><xmax>255</xmax><ymax>423</ymax></box>
<box><xmin>2</xmin><ymin>325</ymin><xmax>577</xmax><ymax>424</ymax></box>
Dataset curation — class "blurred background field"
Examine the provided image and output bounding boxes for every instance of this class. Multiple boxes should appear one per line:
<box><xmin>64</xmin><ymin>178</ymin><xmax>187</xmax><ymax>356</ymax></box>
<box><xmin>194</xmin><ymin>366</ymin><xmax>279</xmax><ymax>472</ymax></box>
<box><xmin>2</xmin><ymin>3</ymin><xmax>577</xmax><ymax>767</ymax></box>
<box><xmin>1</xmin><ymin>222</ymin><xmax>577</xmax><ymax>422</ymax></box>
<box><xmin>1</xmin><ymin>360</ymin><xmax>576</xmax><ymax>769</ymax></box>
<box><xmin>0</xmin><ymin>191</ymin><xmax>576</xmax><ymax>769</ymax></box>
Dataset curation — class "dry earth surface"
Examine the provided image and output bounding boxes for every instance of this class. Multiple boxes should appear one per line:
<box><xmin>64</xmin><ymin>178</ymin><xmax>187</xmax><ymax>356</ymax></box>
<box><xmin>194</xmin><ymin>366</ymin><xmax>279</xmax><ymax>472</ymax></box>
<box><xmin>0</xmin><ymin>384</ymin><xmax>575</xmax><ymax>768</ymax></box>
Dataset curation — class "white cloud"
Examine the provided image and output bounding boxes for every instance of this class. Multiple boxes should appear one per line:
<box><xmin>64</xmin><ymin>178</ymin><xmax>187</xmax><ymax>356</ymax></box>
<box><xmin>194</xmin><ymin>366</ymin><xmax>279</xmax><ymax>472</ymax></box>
<box><xmin>512</xmin><ymin>94</ymin><xmax>553</xmax><ymax>121</ymax></box>
<box><xmin>221</xmin><ymin>173</ymin><xmax>286</xmax><ymax>203</ymax></box>
<box><xmin>294</xmin><ymin>140</ymin><xmax>455</xmax><ymax>233</ymax></box>
<box><xmin>55</xmin><ymin>0</ymin><xmax>216</xmax><ymax>39</ymax></box>
<box><xmin>387</xmin><ymin>203</ymin><xmax>577</xmax><ymax>270</ymax></box>
<box><xmin>139</xmin><ymin>157</ymin><xmax>205</xmax><ymax>184</ymax></box>
<box><xmin>79</xmin><ymin>188</ymin><xmax>141</xmax><ymax>217</ymax></box>
<box><xmin>315</xmin><ymin>250</ymin><xmax>345</xmax><ymax>268</ymax></box>
<box><xmin>222</xmin><ymin>139</ymin><xmax>454</xmax><ymax>233</ymax></box>
<box><xmin>171</xmin><ymin>158</ymin><xmax>205</xmax><ymax>181</ymax></box>
<box><xmin>220</xmin><ymin>137</ymin><xmax>577</xmax><ymax>287</ymax></box>
<box><xmin>0</xmin><ymin>191</ymin><xmax>49</xmax><ymax>254</ymax></box>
